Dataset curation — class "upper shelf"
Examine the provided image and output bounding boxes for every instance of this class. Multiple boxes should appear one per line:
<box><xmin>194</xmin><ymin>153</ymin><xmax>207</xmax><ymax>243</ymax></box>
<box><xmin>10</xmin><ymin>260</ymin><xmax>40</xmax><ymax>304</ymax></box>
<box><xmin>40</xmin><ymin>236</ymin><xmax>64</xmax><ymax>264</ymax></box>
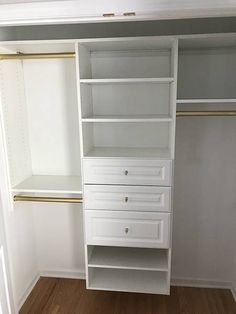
<box><xmin>12</xmin><ymin>175</ymin><xmax>82</xmax><ymax>194</ymax></box>
<box><xmin>80</xmin><ymin>78</ymin><xmax>174</xmax><ymax>84</ymax></box>
<box><xmin>177</xmin><ymin>99</ymin><xmax>236</xmax><ymax>104</ymax></box>
<box><xmin>82</xmin><ymin>115</ymin><xmax>172</xmax><ymax>123</ymax></box>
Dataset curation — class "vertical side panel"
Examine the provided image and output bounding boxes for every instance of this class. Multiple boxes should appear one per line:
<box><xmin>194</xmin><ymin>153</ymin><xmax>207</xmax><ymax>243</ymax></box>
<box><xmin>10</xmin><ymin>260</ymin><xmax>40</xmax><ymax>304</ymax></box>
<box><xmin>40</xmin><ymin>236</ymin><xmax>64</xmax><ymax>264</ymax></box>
<box><xmin>0</xmin><ymin>60</ymin><xmax>32</xmax><ymax>187</ymax></box>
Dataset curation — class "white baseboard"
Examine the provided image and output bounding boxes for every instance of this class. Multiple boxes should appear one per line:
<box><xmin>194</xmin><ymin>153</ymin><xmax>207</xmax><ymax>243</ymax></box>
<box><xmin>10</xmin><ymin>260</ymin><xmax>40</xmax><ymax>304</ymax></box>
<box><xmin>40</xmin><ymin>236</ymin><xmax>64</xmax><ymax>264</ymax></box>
<box><xmin>171</xmin><ymin>277</ymin><xmax>232</xmax><ymax>289</ymax></box>
<box><xmin>18</xmin><ymin>272</ymin><xmax>40</xmax><ymax>311</ymax></box>
<box><xmin>40</xmin><ymin>268</ymin><xmax>86</xmax><ymax>280</ymax></box>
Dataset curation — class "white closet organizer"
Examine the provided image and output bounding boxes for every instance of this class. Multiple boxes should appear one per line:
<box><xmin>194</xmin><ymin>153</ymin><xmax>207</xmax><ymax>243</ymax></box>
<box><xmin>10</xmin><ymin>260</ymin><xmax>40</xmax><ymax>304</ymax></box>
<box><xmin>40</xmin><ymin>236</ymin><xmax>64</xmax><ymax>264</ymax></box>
<box><xmin>2</xmin><ymin>35</ymin><xmax>235</xmax><ymax>302</ymax></box>
<box><xmin>77</xmin><ymin>37</ymin><xmax>178</xmax><ymax>294</ymax></box>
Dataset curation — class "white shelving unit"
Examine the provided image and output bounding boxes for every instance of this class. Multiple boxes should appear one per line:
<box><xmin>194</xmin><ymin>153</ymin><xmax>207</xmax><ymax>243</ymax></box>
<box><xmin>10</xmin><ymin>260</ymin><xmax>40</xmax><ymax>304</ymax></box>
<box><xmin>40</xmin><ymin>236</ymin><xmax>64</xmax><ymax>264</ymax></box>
<box><xmin>78</xmin><ymin>37</ymin><xmax>177</xmax><ymax>160</ymax></box>
<box><xmin>77</xmin><ymin>36</ymin><xmax>178</xmax><ymax>295</ymax></box>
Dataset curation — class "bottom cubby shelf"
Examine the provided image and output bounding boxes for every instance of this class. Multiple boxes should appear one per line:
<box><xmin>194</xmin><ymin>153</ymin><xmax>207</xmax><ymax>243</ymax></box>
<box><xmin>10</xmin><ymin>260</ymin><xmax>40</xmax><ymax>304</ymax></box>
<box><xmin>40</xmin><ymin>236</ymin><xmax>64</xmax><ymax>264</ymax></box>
<box><xmin>87</xmin><ymin>267</ymin><xmax>169</xmax><ymax>294</ymax></box>
<box><xmin>88</xmin><ymin>246</ymin><xmax>168</xmax><ymax>271</ymax></box>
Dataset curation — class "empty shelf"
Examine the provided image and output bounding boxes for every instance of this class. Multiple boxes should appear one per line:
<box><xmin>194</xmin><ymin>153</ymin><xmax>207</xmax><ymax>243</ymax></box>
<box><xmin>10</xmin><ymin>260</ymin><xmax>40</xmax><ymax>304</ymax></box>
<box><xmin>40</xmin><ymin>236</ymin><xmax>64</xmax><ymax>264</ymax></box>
<box><xmin>82</xmin><ymin>115</ymin><xmax>172</xmax><ymax>122</ymax></box>
<box><xmin>84</xmin><ymin>147</ymin><xmax>171</xmax><ymax>159</ymax></box>
<box><xmin>88</xmin><ymin>268</ymin><xmax>168</xmax><ymax>294</ymax></box>
<box><xmin>88</xmin><ymin>246</ymin><xmax>168</xmax><ymax>271</ymax></box>
<box><xmin>12</xmin><ymin>175</ymin><xmax>82</xmax><ymax>194</ymax></box>
<box><xmin>80</xmin><ymin>78</ymin><xmax>174</xmax><ymax>84</ymax></box>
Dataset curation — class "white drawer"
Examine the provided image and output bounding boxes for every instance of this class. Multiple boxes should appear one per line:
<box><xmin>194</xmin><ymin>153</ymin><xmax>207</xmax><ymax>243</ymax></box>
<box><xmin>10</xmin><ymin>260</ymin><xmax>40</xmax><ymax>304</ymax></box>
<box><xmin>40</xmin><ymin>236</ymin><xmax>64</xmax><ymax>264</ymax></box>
<box><xmin>85</xmin><ymin>210</ymin><xmax>170</xmax><ymax>248</ymax></box>
<box><xmin>84</xmin><ymin>185</ymin><xmax>171</xmax><ymax>212</ymax></box>
<box><xmin>83</xmin><ymin>159</ymin><xmax>172</xmax><ymax>186</ymax></box>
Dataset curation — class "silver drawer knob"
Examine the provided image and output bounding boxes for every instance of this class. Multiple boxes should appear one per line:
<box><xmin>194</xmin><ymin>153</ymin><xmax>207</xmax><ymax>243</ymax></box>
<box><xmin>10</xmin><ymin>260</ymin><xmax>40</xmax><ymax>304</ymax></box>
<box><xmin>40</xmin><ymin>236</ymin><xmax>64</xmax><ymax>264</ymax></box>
<box><xmin>125</xmin><ymin>227</ymin><xmax>129</xmax><ymax>234</ymax></box>
<box><xmin>125</xmin><ymin>196</ymin><xmax>128</xmax><ymax>202</ymax></box>
<box><xmin>124</xmin><ymin>170</ymin><xmax>128</xmax><ymax>175</ymax></box>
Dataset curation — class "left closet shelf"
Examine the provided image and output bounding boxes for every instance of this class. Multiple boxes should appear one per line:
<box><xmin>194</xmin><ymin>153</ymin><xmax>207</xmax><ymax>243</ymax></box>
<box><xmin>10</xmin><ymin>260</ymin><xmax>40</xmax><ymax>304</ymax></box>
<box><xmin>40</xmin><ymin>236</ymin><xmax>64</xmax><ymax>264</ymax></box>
<box><xmin>0</xmin><ymin>42</ymin><xmax>83</xmax><ymax>202</ymax></box>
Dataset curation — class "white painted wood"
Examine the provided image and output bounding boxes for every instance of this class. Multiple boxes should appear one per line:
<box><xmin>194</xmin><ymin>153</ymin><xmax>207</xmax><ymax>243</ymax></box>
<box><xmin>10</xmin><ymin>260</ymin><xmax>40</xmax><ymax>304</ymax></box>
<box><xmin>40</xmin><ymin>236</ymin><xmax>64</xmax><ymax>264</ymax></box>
<box><xmin>85</xmin><ymin>210</ymin><xmax>170</xmax><ymax>248</ymax></box>
<box><xmin>0</xmin><ymin>60</ymin><xmax>32</xmax><ymax>187</ymax></box>
<box><xmin>80</xmin><ymin>78</ymin><xmax>174</xmax><ymax>84</ymax></box>
<box><xmin>83</xmin><ymin>159</ymin><xmax>172</xmax><ymax>186</ymax></box>
<box><xmin>12</xmin><ymin>175</ymin><xmax>82</xmax><ymax>194</ymax></box>
<box><xmin>1</xmin><ymin>0</ymin><xmax>236</xmax><ymax>26</ymax></box>
<box><xmin>84</xmin><ymin>147</ymin><xmax>171</xmax><ymax>159</ymax></box>
<box><xmin>84</xmin><ymin>185</ymin><xmax>171</xmax><ymax>212</ymax></box>
<box><xmin>88</xmin><ymin>246</ymin><xmax>169</xmax><ymax>271</ymax></box>
<box><xmin>82</xmin><ymin>115</ymin><xmax>173</xmax><ymax>122</ymax></box>
<box><xmin>0</xmin><ymin>247</ymin><xmax>12</xmax><ymax>314</ymax></box>
<box><xmin>177</xmin><ymin>98</ymin><xmax>236</xmax><ymax>104</ymax></box>
<box><xmin>88</xmin><ymin>268</ymin><xmax>168</xmax><ymax>294</ymax></box>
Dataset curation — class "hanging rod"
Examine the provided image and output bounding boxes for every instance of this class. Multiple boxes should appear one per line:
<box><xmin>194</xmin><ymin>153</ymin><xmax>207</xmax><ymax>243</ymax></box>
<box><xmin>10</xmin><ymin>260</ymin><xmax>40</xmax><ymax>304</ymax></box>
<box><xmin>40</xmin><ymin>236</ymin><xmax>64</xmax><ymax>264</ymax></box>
<box><xmin>13</xmin><ymin>195</ymin><xmax>83</xmax><ymax>203</ymax></box>
<box><xmin>176</xmin><ymin>111</ymin><xmax>236</xmax><ymax>117</ymax></box>
<box><xmin>0</xmin><ymin>52</ymin><xmax>75</xmax><ymax>60</ymax></box>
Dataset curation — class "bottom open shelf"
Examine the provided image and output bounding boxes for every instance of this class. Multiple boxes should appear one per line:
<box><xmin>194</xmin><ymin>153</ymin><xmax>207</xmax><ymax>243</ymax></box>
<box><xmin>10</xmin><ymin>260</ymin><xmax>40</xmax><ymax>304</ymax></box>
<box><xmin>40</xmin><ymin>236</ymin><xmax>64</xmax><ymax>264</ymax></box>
<box><xmin>88</xmin><ymin>267</ymin><xmax>169</xmax><ymax>294</ymax></box>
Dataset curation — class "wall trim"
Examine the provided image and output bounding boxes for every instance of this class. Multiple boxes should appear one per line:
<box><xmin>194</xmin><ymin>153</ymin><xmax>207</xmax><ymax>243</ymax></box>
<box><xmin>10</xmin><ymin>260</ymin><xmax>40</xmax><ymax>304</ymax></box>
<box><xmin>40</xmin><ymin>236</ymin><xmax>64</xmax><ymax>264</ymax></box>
<box><xmin>18</xmin><ymin>273</ymin><xmax>40</xmax><ymax>311</ymax></box>
<box><xmin>40</xmin><ymin>269</ymin><xmax>86</xmax><ymax>280</ymax></box>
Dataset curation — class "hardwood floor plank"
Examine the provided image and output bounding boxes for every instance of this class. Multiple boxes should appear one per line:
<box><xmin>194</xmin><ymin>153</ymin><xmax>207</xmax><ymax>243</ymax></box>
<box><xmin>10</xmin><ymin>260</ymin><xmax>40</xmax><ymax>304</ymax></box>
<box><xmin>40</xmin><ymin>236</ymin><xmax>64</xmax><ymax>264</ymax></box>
<box><xmin>20</xmin><ymin>278</ymin><xmax>236</xmax><ymax>314</ymax></box>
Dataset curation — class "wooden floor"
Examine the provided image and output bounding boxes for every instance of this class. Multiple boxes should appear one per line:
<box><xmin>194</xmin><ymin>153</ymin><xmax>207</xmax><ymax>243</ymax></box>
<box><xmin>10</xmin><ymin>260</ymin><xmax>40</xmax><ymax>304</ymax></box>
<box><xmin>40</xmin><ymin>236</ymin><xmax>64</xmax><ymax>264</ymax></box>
<box><xmin>20</xmin><ymin>277</ymin><xmax>236</xmax><ymax>314</ymax></box>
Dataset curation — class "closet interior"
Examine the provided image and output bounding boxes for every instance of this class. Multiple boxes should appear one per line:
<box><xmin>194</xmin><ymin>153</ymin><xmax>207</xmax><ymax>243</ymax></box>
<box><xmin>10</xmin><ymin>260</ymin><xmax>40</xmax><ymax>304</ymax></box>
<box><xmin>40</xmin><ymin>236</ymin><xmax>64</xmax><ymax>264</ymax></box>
<box><xmin>0</xmin><ymin>34</ymin><xmax>235</xmax><ymax>307</ymax></box>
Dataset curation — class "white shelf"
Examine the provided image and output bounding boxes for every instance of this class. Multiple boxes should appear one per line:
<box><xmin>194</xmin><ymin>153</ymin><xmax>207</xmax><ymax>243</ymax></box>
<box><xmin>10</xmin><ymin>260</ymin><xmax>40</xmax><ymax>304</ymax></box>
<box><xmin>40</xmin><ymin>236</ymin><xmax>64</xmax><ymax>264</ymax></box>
<box><xmin>88</xmin><ymin>247</ymin><xmax>168</xmax><ymax>271</ymax></box>
<box><xmin>12</xmin><ymin>175</ymin><xmax>82</xmax><ymax>194</ymax></box>
<box><xmin>84</xmin><ymin>147</ymin><xmax>171</xmax><ymax>159</ymax></box>
<box><xmin>177</xmin><ymin>99</ymin><xmax>236</xmax><ymax>104</ymax></box>
<box><xmin>80</xmin><ymin>78</ymin><xmax>174</xmax><ymax>84</ymax></box>
<box><xmin>82</xmin><ymin>115</ymin><xmax>172</xmax><ymax>123</ymax></box>
<box><xmin>88</xmin><ymin>268</ymin><xmax>168</xmax><ymax>294</ymax></box>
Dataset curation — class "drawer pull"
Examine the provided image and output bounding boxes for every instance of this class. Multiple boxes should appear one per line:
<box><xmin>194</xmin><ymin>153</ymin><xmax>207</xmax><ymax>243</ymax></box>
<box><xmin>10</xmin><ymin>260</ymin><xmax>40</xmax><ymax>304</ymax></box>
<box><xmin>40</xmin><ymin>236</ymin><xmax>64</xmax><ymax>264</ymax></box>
<box><xmin>124</xmin><ymin>227</ymin><xmax>129</xmax><ymax>234</ymax></box>
<box><xmin>124</xmin><ymin>170</ymin><xmax>128</xmax><ymax>175</ymax></box>
<box><xmin>125</xmin><ymin>196</ymin><xmax>129</xmax><ymax>203</ymax></box>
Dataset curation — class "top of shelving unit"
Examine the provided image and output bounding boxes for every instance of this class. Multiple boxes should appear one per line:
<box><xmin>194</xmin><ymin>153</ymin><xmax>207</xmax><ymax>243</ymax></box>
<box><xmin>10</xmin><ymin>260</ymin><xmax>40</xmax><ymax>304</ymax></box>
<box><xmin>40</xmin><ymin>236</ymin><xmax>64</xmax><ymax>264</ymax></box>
<box><xmin>78</xmin><ymin>37</ymin><xmax>175</xmax><ymax>52</ymax></box>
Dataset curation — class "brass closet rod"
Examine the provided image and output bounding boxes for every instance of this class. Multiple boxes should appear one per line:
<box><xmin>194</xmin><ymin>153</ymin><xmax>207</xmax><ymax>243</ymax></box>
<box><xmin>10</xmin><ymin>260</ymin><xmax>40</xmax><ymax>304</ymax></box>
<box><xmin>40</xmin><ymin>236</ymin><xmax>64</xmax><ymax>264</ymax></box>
<box><xmin>13</xmin><ymin>195</ymin><xmax>83</xmax><ymax>203</ymax></box>
<box><xmin>0</xmin><ymin>52</ymin><xmax>75</xmax><ymax>60</ymax></box>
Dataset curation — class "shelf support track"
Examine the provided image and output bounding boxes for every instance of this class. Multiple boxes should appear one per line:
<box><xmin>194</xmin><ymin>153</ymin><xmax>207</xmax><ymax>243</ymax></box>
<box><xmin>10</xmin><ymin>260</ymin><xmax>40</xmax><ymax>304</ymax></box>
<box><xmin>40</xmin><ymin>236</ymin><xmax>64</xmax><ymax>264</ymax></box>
<box><xmin>176</xmin><ymin>111</ymin><xmax>236</xmax><ymax>117</ymax></box>
<box><xmin>13</xmin><ymin>195</ymin><xmax>83</xmax><ymax>203</ymax></box>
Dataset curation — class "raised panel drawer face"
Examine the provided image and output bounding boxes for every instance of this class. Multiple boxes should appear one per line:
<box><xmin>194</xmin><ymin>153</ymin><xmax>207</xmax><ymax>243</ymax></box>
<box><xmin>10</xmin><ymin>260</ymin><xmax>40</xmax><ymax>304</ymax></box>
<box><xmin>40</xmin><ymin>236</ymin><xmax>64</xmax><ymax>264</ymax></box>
<box><xmin>85</xmin><ymin>210</ymin><xmax>170</xmax><ymax>248</ymax></box>
<box><xmin>84</xmin><ymin>185</ymin><xmax>171</xmax><ymax>212</ymax></box>
<box><xmin>83</xmin><ymin>159</ymin><xmax>172</xmax><ymax>186</ymax></box>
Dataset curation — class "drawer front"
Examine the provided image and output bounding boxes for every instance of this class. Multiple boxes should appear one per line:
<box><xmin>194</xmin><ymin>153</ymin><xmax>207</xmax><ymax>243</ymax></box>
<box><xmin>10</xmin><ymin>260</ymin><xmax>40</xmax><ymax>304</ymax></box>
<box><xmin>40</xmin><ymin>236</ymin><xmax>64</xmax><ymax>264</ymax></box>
<box><xmin>85</xmin><ymin>210</ymin><xmax>170</xmax><ymax>248</ymax></box>
<box><xmin>83</xmin><ymin>159</ymin><xmax>172</xmax><ymax>186</ymax></box>
<box><xmin>84</xmin><ymin>185</ymin><xmax>171</xmax><ymax>212</ymax></box>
